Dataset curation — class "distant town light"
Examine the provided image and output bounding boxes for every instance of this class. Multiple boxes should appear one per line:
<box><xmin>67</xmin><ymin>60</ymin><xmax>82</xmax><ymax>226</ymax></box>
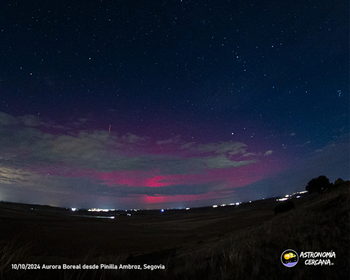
<box><xmin>186</xmin><ymin>208</ymin><xmax>190</xmax><ymax>210</ymax></box>
<box><xmin>88</xmin><ymin>208</ymin><xmax>114</xmax><ymax>212</ymax></box>
<box><xmin>161</xmin><ymin>209</ymin><xmax>165</xmax><ymax>212</ymax></box>
<box><xmin>71</xmin><ymin>208</ymin><xmax>77</xmax><ymax>212</ymax></box>
<box><xmin>236</xmin><ymin>202</ymin><xmax>240</xmax><ymax>206</ymax></box>
<box><xmin>213</xmin><ymin>205</ymin><xmax>218</xmax><ymax>208</ymax></box>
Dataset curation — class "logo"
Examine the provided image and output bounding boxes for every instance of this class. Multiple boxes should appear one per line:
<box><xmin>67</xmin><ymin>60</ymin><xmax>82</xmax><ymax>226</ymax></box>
<box><xmin>281</xmin><ymin>249</ymin><xmax>299</xmax><ymax>267</ymax></box>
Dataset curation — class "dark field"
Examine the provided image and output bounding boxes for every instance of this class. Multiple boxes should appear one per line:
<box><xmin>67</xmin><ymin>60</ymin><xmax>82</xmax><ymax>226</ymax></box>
<box><xmin>1</xmin><ymin>183</ymin><xmax>349</xmax><ymax>280</ymax></box>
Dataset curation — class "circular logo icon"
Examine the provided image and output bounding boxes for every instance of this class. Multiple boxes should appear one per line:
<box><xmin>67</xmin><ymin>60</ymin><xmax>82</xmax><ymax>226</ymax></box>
<box><xmin>281</xmin><ymin>249</ymin><xmax>299</xmax><ymax>267</ymax></box>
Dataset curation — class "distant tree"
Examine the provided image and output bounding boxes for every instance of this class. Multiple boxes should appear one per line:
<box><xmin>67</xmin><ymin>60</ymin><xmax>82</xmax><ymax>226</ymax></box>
<box><xmin>306</xmin><ymin>175</ymin><xmax>330</xmax><ymax>194</ymax></box>
<box><xmin>328</xmin><ymin>182</ymin><xmax>335</xmax><ymax>190</ymax></box>
<box><xmin>334</xmin><ymin>178</ymin><xmax>345</xmax><ymax>186</ymax></box>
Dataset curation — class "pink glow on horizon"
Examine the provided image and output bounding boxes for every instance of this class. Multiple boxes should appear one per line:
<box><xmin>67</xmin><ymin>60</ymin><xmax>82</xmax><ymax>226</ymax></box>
<box><xmin>29</xmin><ymin>149</ymin><xmax>286</xmax><ymax>208</ymax></box>
<box><xmin>32</xmin><ymin>154</ymin><xmax>284</xmax><ymax>191</ymax></box>
<box><xmin>98</xmin><ymin>170</ymin><xmax>172</xmax><ymax>187</ymax></box>
<box><xmin>144</xmin><ymin>192</ymin><xmax>220</xmax><ymax>205</ymax></box>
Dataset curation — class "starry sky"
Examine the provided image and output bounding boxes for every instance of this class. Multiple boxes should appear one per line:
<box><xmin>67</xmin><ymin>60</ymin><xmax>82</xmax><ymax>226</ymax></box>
<box><xmin>0</xmin><ymin>0</ymin><xmax>348</xmax><ymax>209</ymax></box>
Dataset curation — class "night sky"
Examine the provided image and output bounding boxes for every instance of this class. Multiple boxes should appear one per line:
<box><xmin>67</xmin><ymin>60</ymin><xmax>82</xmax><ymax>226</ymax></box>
<box><xmin>0</xmin><ymin>0</ymin><xmax>348</xmax><ymax>209</ymax></box>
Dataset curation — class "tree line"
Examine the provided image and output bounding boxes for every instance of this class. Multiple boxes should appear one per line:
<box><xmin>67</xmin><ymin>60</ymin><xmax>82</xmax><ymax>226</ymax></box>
<box><xmin>305</xmin><ymin>176</ymin><xmax>347</xmax><ymax>194</ymax></box>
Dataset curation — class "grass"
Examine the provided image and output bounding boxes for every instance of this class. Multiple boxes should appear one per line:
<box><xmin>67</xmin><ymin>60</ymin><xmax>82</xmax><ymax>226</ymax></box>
<box><xmin>170</xmin><ymin>183</ymin><xmax>349</xmax><ymax>280</ymax></box>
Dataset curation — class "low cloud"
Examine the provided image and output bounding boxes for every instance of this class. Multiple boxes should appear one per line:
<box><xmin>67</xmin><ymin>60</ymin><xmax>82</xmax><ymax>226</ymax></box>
<box><xmin>243</xmin><ymin>152</ymin><xmax>256</xmax><ymax>157</ymax></box>
<box><xmin>203</xmin><ymin>154</ymin><xmax>257</xmax><ymax>169</ymax></box>
<box><xmin>0</xmin><ymin>112</ymin><xmax>20</xmax><ymax>126</ymax></box>
<box><xmin>296</xmin><ymin>141</ymin><xmax>311</xmax><ymax>148</ymax></box>
<box><xmin>18</xmin><ymin>115</ymin><xmax>43</xmax><ymax>127</ymax></box>
<box><xmin>182</xmin><ymin>141</ymin><xmax>247</xmax><ymax>155</ymax></box>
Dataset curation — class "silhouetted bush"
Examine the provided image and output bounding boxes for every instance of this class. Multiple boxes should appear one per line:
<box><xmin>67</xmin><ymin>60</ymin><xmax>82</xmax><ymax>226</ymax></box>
<box><xmin>274</xmin><ymin>200</ymin><xmax>295</xmax><ymax>215</ymax></box>
<box><xmin>306</xmin><ymin>175</ymin><xmax>331</xmax><ymax>193</ymax></box>
<box><xmin>334</xmin><ymin>178</ymin><xmax>345</xmax><ymax>186</ymax></box>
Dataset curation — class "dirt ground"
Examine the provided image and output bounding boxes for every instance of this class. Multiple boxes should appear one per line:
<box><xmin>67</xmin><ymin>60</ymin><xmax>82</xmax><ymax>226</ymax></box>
<box><xmin>0</xmin><ymin>194</ymin><xmax>309</xmax><ymax>262</ymax></box>
<box><xmin>1</xmin><ymin>186</ymin><xmax>349</xmax><ymax>280</ymax></box>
